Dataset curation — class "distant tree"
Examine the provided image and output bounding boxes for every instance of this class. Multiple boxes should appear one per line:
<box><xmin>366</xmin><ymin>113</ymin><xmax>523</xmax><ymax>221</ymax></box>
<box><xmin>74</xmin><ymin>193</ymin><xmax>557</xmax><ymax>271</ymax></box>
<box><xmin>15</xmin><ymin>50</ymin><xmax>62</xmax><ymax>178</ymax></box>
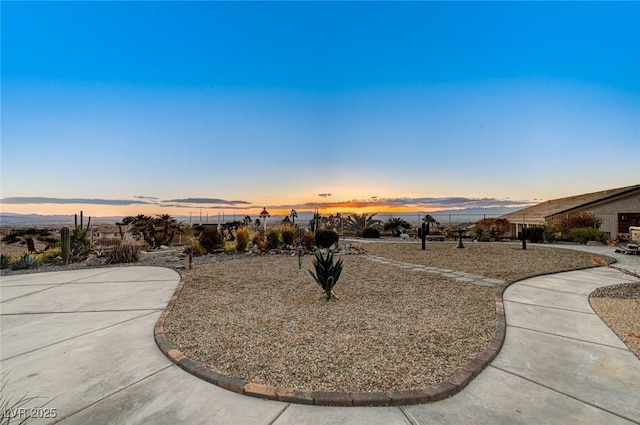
<box><xmin>282</xmin><ymin>216</ymin><xmax>292</xmax><ymax>225</ymax></box>
<box><xmin>254</xmin><ymin>218</ymin><xmax>261</xmax><ymax>231</ymax></box>
<box><xmin>242</xmin><ymin>215</ymin><xmax>252</xmax><ymax>227</ymax></box>
<box><xmin>122</xmin><ymin>214</ymin><xmax>182</xmax><ymax>248</ymax></box>
<box><xmin>289</xmin><ymin>209</ymin><xmax>298</xmax><ymax>226</ymax></box>
<box><xmin>423</xmin><ymin>215</ymin><xmax>440</xmax><ymax>228</ymax></box>
<box><xmin>384</xmin><ymin>217</ymin><xmax>412</xmax><ymax>237</ymax></box>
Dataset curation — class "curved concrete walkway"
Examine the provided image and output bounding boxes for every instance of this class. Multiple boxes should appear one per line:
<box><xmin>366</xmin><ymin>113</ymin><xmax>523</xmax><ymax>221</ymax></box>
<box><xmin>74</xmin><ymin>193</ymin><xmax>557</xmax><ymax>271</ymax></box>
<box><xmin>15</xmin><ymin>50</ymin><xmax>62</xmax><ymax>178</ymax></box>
<box><xmin>1</xmin><ymin>254</ymin><xmax>639</xmax><ymax>424</ymax></box>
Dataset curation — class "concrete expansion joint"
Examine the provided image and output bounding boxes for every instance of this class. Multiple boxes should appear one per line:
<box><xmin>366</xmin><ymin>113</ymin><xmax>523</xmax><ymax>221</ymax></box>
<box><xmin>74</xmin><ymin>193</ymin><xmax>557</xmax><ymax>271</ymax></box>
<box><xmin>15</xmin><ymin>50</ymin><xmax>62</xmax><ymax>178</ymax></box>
<box><xmin>488</xmin><ymin>365</ymin><xmax>640</xmax><ymax>425</ymax></box>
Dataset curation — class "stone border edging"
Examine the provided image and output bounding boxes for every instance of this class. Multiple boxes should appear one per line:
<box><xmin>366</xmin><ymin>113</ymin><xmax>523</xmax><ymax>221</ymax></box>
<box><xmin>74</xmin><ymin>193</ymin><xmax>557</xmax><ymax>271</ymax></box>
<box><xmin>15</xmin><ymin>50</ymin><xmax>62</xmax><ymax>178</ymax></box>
<box><xmin>154</xmin><ymin>258</ymin><xmax>614</xmax><ymax>407</ymax></box>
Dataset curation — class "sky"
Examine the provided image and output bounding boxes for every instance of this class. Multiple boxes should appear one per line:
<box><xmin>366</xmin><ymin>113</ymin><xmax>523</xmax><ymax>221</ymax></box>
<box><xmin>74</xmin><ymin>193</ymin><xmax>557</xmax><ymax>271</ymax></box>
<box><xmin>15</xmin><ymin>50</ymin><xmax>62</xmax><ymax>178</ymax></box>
<box><xmin>1</xmin><ymin>1</ymin><xmax>639</xmax><ymax>218</ymax></box>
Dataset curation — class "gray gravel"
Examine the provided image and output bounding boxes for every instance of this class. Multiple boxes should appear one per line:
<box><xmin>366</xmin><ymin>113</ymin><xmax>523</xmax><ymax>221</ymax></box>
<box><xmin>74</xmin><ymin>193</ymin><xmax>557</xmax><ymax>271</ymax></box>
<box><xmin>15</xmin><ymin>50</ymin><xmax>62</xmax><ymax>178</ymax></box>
<box><xmin>590</xmin><ymin>281</ymin><xmax>640</xmax><ymax>299</ymax></box>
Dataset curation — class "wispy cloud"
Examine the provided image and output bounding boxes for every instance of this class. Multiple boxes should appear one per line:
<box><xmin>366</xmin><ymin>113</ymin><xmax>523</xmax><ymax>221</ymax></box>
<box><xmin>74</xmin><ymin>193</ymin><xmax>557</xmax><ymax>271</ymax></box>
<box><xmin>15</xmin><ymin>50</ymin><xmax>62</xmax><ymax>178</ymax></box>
<box><xmin>0</xmin><ymin>197</ymin><xmax>150</xmax><ymax>206</ymax></box>
<box><xmin>0</xmin><ymin>196</ymin><xmax>253</xmax><ymax>209</ymax></box>
<box><xmin>270</xmin><ymin>196</ymin><xmax>535</xmax><ymax>212</ymax></box>
<box><xmin>317</xmin><ymin>193</ymin><xmax>332</xmax><ymax>198</ymax></box>
<box><xmin>164</xmin><ymin>198</ymin><xmax>251</xmax><ymax>205</ymax></box>
<box><xmin>162</xmin><ymin>203</ymin><xmax>254</xmax><ymax>210</ymax></box>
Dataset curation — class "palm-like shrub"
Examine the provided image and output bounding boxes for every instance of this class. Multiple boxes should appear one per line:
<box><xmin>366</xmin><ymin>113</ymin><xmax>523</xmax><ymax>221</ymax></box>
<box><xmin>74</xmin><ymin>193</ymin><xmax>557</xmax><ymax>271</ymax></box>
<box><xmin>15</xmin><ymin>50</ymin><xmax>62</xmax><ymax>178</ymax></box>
<box><xmin>309</xmin><ymin>251</ymin><xmax>344</xmax><ymax>301</ymax></box>
<box><xmin>345</xmin><ymin>213</ymin><xmax>381</xmax><ymax>233</ymax></box>
<box><xmin>384</xmin><ymin>218</ymin><xmax>412</xmax><ymax>237</ymax></box>
<box><xmin>471</xmin><ymin>227</ymin><xmax>490</xmax><ymax>242</ymax></box>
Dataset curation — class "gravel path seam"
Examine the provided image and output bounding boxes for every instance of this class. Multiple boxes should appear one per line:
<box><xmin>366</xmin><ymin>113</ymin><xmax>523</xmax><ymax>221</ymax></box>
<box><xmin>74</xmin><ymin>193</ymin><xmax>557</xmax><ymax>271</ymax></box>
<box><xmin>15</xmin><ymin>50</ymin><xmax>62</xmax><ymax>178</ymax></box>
<box><xmin>365</xmin><ymin>255</ymin><xmax>506</xmax><ymax>287</ymax></box>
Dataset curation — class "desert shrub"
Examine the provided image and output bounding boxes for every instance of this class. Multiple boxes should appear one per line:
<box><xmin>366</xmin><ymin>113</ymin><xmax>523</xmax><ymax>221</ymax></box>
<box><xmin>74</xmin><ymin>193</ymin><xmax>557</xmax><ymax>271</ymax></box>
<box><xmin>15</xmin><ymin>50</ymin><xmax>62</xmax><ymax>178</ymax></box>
<box><xmin>11</xmin><ymin>253</ymin><xmax>39</xmax><ymax>270</ymax></box>
<box><xmin>37</xmin><ymin>248</ymin><xmax>62</xmax><ymax>264</ymax></box>
<box><xmin>192</xmin><ymin>239</ymin><xmax>206</xmax><ymax>256</ymax></box>
<box><xmin>525</xmin><ymin>226</ymin><xmax>544</xmax><ymax>243</ymax></box>
<box><xmin>542</xmin><ymin>221</ymin><xmax>559</xmax><ymax>242</ymax></box>
<box><xmin>280</xmin><ymin>226</ymin><xmax>296</xmax><ymax>246</ymax></box>
<box><xmin>309</xmin><ymin>250</ymin><xmax>344</xmax><ymax>301</ymax></box>
<box><xmin>252</xmin><ymin>232</ymin><xmax>266</xmax><ymax>252</ymax></box>
<box><xmin>106</xmin><ymin>239</ymin><xmax>140</xmax><ymax>264</ymax></box>
<box><xmin>199</xmin><ymin>228</ymin><xmax>224</xmax><ymax>253</ymax></box>
<box><xmin>236</xmin><ymin>228</ymin><xmax>250</xmax><ymax>252</ymax></box>
<box><xmin>266</xmin><ymin>229</ymin><xmax>280</xmax><ymax>250</ymax></box>
<box><xmin>315</xmin><ymin>229</ymin><xmax>339</xmax><ymax>248</ymax></box>
<box><xmin>555</xmin><ymin>212</ymin><xmax>602</xmax><ymax>233</ymax></box>
<box><xmin>362</xmin><ymin>227</ymin><xmax>380</xmax><ymax>238</ymax></box>
<box><xmin>303</xmin><ymin>231</ymin><xmax>315</xmax><ymax>251</ymax></box>
<box><xmin>1</xmin><ymin>254</ymin><xmax>10</xmax><ymax>269</ymax></box>
<box><xmin>570</xmin><ymin>228</ymin><xmax>607</xmax><ymax>244</ymax></box>
<box><xmin>471</xmin><ymin>227</ymin><xmax>490</xmax><ymax>242</ymax></box>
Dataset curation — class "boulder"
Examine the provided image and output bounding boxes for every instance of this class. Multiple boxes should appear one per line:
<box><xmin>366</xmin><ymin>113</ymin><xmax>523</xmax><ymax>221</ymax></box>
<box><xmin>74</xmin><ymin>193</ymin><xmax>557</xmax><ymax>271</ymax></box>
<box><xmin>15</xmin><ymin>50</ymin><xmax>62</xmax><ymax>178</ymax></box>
<box><xmin>85</xmin><ymin>255</ymin><xmax>102</xmax><ymax>266</ymax></box>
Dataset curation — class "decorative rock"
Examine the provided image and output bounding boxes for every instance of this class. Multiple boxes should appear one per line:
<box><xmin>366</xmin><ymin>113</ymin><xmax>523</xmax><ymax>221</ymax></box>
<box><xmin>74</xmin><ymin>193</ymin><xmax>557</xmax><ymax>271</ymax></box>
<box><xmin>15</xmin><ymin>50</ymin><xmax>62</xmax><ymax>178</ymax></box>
<box><xmin>159</xmin><ymin>245</ymin><xmax>170</xmax><ymax>250</ymax></box>
<box><xmin>165</xmin><ymin>255</ymin><xmax>181</xmax><ymax>262</ymax></box>
<box><xmin>85</xmin><ymin>255</ymin><xmax>101</xmax><ymax>266</ymax></box>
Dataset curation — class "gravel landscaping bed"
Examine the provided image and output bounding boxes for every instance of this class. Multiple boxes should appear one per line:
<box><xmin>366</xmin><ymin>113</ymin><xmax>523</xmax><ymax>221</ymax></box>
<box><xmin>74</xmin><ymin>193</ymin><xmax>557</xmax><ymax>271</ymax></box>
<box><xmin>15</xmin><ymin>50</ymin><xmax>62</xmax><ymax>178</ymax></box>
<box><xmin>589</xmin><ymin>297</ymin><xmax>640</xmax><ymax>359</ymax></box>
<box><xmin>164</xmin><ymin>242</ymin><xmax>609</xmax><ymax>393</ymax></box>
<box><xmin>590</xmin><ymin>278</ymin><xmax>640</xmax><ymax>359</ymax></box>
<box><xmin>363</xmin><ymin>241</ymin><xmax>601</xmax><ymax>281</ymax></box>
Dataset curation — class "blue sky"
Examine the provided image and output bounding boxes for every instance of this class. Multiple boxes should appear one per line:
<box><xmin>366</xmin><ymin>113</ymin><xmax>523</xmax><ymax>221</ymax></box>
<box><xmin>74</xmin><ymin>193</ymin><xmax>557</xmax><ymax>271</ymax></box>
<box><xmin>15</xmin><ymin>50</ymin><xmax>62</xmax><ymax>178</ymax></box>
<box><xmin>1</xmin><ymin>1</ymin><xmax>639</xmax><ymax>217</ymax></box>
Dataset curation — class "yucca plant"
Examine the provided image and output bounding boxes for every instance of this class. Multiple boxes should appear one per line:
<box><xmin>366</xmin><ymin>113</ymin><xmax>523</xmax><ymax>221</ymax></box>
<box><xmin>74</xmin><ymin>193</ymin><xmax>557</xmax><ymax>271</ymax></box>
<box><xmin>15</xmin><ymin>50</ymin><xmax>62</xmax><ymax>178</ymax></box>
<box><xmin>309</xmin><ymin>250</ymin><xmax>344</xmax><ymax>301</ymax></box>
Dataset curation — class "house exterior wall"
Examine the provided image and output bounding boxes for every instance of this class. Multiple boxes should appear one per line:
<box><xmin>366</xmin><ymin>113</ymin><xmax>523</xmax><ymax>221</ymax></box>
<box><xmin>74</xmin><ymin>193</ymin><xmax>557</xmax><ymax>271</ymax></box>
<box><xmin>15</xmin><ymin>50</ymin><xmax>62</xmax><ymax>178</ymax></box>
<box><xmin>503</xmin><ymin>187</ymin><xmax>640</xmax><ymax>240</ymax></box>
<box><xmin>578</xmin><ymin>194</ymin><xmax>639</xmax><ymax>237</ymax></box>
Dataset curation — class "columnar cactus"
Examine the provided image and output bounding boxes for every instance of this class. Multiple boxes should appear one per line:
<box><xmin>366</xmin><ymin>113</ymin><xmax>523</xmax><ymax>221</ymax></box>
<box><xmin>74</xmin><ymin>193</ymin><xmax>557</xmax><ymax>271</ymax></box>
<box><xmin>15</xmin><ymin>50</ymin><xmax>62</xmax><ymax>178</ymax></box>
<box><xmin>61</xmin><ymin>227</ymin><xmax>70</xmax><ymax>265</ymax></box>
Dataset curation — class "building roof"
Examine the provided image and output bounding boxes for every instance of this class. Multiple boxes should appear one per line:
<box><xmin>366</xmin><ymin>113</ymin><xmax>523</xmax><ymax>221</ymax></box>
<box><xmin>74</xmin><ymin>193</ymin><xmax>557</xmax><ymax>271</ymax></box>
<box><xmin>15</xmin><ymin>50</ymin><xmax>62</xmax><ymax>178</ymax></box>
<box><xmin>502</xmin><ymin>184</ymin><xmax>640</xmax><ymax>220</ymax></box>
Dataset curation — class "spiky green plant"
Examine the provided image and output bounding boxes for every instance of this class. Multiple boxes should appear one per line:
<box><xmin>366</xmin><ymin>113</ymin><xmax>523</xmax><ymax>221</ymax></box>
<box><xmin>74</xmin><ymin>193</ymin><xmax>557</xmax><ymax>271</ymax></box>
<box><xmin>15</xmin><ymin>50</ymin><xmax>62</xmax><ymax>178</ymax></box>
<box><xmin>309</xmin><ymin>251</ymin><xmax>344</xmax><ymax>301</ymax></box>
<box><xmin>0</xmin><ymin>255</ymin><xmax>10</xmax><ymax>270</ymax></box>
<box><xmin>11</xmin><ymin>253</ymin><xmax>38</xmax><ymax>270</ymax></box>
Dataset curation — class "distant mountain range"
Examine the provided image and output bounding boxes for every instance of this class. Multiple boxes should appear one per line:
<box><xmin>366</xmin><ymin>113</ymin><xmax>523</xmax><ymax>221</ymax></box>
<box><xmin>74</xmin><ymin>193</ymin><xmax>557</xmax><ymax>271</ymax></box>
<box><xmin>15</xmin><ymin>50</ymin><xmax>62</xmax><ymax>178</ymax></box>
<box><xmin>0</xmin><ymin>207</ymin><xmax>524</xmax><ymax>227</ymax></box>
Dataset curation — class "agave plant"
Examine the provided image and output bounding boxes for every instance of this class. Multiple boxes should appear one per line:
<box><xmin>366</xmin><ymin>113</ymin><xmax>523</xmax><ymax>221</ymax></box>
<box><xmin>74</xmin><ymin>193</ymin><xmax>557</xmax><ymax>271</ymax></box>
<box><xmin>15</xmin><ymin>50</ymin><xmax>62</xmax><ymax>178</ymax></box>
<box><xmin>309</xmin><ymin>250</ymin><xmax>344</xmax><ymax>301</ymax></box>
<box><xmin>11</xmin><ymin>253</ymin><xmax>38</xmax><ymax>270</ymax></box>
